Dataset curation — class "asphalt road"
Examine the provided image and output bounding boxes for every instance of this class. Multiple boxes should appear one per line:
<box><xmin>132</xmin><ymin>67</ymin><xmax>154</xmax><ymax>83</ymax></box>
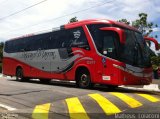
<box><xmin>0</xmin><ymin>77</ymin><xmax>160</xmax><ymax>119</ymax></box>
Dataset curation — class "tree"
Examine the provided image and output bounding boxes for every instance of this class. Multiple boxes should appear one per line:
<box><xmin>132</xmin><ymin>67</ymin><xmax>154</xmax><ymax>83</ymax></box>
<box><xmin>132</xmin><ymin>13</ymin><xmax>158</xmax><ymax>37</ymax></box>
<box><xmin>118</xmin><ymin>13</ymin><xmax>159</xmax><ymax>48</ymax></box>
<box><xmin>0</xmin><ymin>42</ymin><xmax>4</xmax><ymax>62</ymax></box>
<box><xmin>68</xmin><ymin>17</ymin><xmax>78</xmax><ymax>23</ymax></box>
<box><xmin>118</xmin><ymin>19</ymin><xmax>130</xmax><ymax>25</ymax></box>
<box><xmin>118</xmin><ymin>13</ymin><xmax>158</xmax><ymax>38</ymax></box>
<box><xmin>0</xmin><ymin>42</ymin><xmax>4</xmax><ymax>73</ymax></box>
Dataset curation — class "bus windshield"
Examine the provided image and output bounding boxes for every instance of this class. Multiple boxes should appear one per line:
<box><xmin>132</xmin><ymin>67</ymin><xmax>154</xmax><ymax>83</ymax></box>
<box><xmin>87</xmin><ymin>24</ymin><xmax>151</xmax><ymax>68</ymax></box>
<box><xmin>120</xmin><ymin>30</ymin><xmax>151</xmax><ymax>68</ymax></box>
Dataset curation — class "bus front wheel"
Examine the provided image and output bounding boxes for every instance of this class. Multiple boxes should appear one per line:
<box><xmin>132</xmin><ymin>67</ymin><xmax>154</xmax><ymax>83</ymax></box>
<box><xmin>76</xmin><ymin>69</ymin><xmax>93</xmax><ymax>89</ymax></box>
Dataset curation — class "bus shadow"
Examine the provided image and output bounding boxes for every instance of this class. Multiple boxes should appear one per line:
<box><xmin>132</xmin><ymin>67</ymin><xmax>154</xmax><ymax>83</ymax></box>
<box><xmin>8</xmin><ymin>78</ymin><xmax>159</xmax><ymax>95</ymax></box>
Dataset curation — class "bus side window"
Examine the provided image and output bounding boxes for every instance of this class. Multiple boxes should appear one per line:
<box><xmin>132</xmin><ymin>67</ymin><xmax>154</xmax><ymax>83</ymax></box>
<box><xmin>23</xmin><ymin>38</ymin><xmax>31</xmax><ymax>51</ymax></box>
<box><xmin>68</xmin><ymin>27</ymin><xmax>89</xmax><ymax>48</ymax></box>
<box><xmin>40</xmin><ymin>33</ymin><xmax>51</xmax><ymax>50</ymax></box>
<box><xmin>49</xmin><ymin>32</ymin><xmax>57</xmax><ymax>49</ymax></box>
<box><xmin>53</xmin><ymin>30</ymin><xmax>69</xmax><ymax>48</ymax></box>
<box><xmin>29</xmin><ymin>37</ymin><xmax>37</xmax><ymax>51</ymax></box>
<box><xmin>52</xmin><ymin>31</ymin><xmax>61</xmax><ymax>49</ymax></box>
<box><xmin>10</xmin><ymin>38</ymin><xmax>25</xmax><ymax>53</ymax></box>
<box><xmin>61</xmin><ymin>30</ymin><xmax>72</xmax><ymax>48</ymax></box>
<box><xmin>5</xmin><ymin>41</ymin><xmax>12</xmax><ymax>53</ymax></box>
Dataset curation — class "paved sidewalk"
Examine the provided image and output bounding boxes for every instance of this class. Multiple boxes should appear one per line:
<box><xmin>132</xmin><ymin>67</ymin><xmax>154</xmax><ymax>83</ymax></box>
<box><xmin>152</xmin><ymin>79</ymin><xmax>160</xmax><ymax>88</ymax></box>
<box><xmin>0</xmin><ymin>107</ymin><xmax>7</xmax><ymax>113</ymax></box>
<box><xmin>121</xmin><ymin>79</ymin><xmax>160</xmax><ymax>92</ymax></box>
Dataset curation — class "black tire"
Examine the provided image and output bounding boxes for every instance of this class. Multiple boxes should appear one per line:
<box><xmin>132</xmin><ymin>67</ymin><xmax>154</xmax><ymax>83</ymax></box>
<box><xmin>76</xmin><ymin>69</ymin><xmax>93</xmax><ymax>89</ymax></box>
<box><xmin>16</xmin><ymin>68</ymin><xmax>27</xmax><ymax>82</ymax></box>
<box><xmin>39</xmin><ymin>79</ymin><xmax>51</xmax><ymax>84</ymax></box>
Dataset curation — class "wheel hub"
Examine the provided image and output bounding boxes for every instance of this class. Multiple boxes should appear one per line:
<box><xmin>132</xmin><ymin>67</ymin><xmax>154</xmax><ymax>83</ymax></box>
<box><xmin>80</xmin><ymin>74</ymin><xmax>88</xmax><ymax>86</ymax></box>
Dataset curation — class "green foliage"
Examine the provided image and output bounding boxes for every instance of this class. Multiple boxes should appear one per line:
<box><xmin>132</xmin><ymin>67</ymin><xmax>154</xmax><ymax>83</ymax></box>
<box><xmin>132</xmin><ymin>13</ymin><xmax>155</xmax><ymax>37</ymax></box>
<box><xmin>69</xmin><ymin>17</ymin><xmax>78</xmax><ymax>23</ymax></box>
<box><xmin>118</xmin><ymin>19</ymin><xmax>130</xmax><ymax>25</ymax></box>
<box><xmin>118</xmin><ymin>13</ymin><xmax>158</xmax><ymax>38</ymax></box>
<box><xmin>0</xmin><ymin>42</ymin><xmax>4</xmax><ymax>63</ymax></box>
<box><xmin>151</xmin><ymin>56</ymin><xmax>160</xmax><ymax>70</ymax></box>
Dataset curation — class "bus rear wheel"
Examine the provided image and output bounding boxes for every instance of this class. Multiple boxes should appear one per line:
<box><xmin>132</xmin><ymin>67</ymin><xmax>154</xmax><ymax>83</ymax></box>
<box><xmin>76</xmin><ymin>69</ymin><xmax>93</xmax><ymax>89</ymax></box>
<box><xmin>16</xmin><ymin>68</ymin><xmax>27</xmax><ymax>82</ymax></box>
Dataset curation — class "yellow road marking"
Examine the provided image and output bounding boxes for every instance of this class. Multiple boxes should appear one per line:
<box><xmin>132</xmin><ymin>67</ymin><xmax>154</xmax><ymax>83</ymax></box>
<box><xmin>137</xmin><ymin>94</ymin><xmax>160</xmax><ymax>102</ymax></box>
<box><xmin>110</xmin><ymin>92</ymin><xmax>142</xmax><ymax>108</ymax></box>
<box><xmin>65</xmin><ymin>97</ymin><xmax>90</xmax><ymax>119</ymax></box>
<box><xmin>32</xmin><ymin>103</ymin><xmax>51</xmax><ymax>119</ymax></box>
<box><xmin>88</xmin><ymin>93</ymin><xmax>121</xmax><ymax>115</ymax></box>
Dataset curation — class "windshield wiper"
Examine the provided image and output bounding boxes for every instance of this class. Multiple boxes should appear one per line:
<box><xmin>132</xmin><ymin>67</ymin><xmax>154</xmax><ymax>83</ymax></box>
<box><xmin>133</xmin><ymin>44</ymin><xmax>138</xmax><ymax>66</ymax></box>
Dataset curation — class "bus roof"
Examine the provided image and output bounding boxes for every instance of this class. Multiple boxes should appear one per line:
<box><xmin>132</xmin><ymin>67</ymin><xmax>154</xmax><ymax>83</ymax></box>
<box><xmin>65</xmin><ymin>19</ymin><xmax>139</xmax><ymax>32</ymax></box>
<box><xmin>9</xmin><ymin>19</ymin><xmax>139</xmax><ymax>41</ymax></box>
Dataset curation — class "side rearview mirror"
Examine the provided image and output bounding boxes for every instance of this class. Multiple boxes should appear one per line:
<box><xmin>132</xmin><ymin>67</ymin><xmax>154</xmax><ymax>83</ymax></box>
<box><xmin>100</xmin><ymin>27</ymin><xmax>125</xmax><ymax>44</ymax></box>
<box><xmin>144</xmin><ymin>37</ymin><xmax>159</xmax><ymax>51</ymax></box>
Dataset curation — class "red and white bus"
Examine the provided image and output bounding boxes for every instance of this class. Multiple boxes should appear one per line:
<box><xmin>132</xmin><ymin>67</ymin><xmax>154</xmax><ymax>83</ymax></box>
<box><xmin>2</xmin><ymin>19</ymin><xmax>159</xmax><ymax>88</ymax></box>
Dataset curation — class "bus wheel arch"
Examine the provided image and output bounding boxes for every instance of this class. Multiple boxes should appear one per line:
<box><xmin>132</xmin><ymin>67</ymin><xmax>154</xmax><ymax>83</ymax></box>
<box><xmin>16</xmin><ymin>66</ymin><xmax>27</xmax><ymax>82</ymax></box>
<box><xmin>75</xmin><ymin>66</ymin><xmax>93</xmax><ymax>88</ymax></box>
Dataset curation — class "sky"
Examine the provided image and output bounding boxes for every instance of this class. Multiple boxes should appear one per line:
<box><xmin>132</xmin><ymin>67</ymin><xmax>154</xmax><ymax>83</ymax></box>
<box><xmin>0</xmin><ymin>0</ymin><xmax>159</xmax><ymax>49</ymax></box>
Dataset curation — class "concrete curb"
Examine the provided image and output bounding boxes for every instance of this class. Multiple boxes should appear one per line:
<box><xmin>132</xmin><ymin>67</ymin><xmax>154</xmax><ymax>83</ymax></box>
<box><xmin>119</xmin><ymin>84</ymin><xmax>160</xmax><ymax>93</ymax></box>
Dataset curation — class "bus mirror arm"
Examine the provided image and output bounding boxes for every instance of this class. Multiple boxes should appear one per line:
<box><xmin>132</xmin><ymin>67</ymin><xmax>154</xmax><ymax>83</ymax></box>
<box><xmin>144</xmin><ymin>37</ymin><xmax>159</xmax><ymax>51</ymax></box>
<box><xmin>100</xmin><ymin>27</ymin><xmax>126</xmax><ymax>44</ymax></box>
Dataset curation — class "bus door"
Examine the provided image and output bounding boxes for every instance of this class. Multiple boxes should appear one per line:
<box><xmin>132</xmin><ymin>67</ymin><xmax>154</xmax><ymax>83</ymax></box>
<box><xmin>99</xmin><ymin>31</ymin><xmax>120</xmax><ymax>84</ymax></box>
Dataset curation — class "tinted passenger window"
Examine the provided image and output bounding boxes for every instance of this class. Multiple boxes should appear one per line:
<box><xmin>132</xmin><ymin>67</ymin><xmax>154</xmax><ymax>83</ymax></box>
<box><xmin>68</xmin><ymin>27</ymin><xmax>89</xmax><ymax>48</ymax></box>
<box><xmin>26</xmin><ymin>32</ymin><xmax>52</xmax><ymax>51</ymax></box>
<box><xmin>87</xmin><ymin>24</ymin><xmax>111</xmax><ymax>52</ymax></box>
<box><xmin>4</xmin><ymin>27</ymin><xmax>88</xmax><ymax>53</ymax></box>
<box><xmin>53</xmin><ymin>27</ymin><xmax>89</xmax><ymax>49</ymax></box>
<box><xmin>5</xmin><ymin>38</ymin><xmax>26</xmax><ymax>53</ymax></box>
<box><xmin>53</xmin><ymin>30</ymin><xmax>67</xmax><ymax>48</ymax></box>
